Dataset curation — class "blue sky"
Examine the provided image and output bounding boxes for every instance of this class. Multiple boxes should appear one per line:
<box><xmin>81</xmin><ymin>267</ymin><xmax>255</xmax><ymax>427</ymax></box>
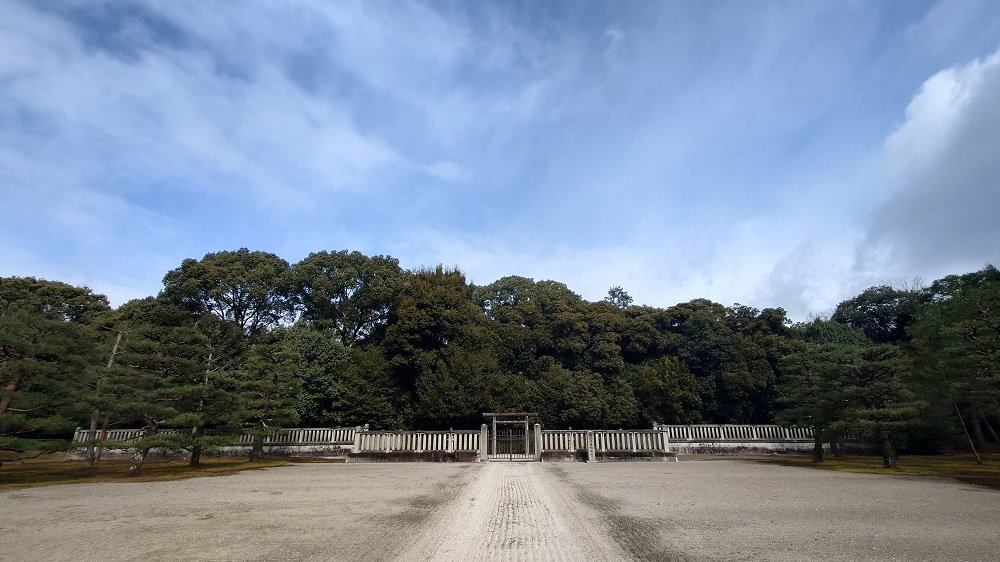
<box><xmin>2</xmin><ymin>0</ymin><xmax>999</xmax><ymax>319</ymax></box>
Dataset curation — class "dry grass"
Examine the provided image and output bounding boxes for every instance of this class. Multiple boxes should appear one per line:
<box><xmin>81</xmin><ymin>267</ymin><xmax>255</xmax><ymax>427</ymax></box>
<box><xmin>0</xmin><ymin>454</ymin><xmax>340</xmax><ymax>491</ymax></box>
<box><xmin>758</xmin><ymin>453</ymin><xmax>1000</xmax><ymax>490</ymax></box>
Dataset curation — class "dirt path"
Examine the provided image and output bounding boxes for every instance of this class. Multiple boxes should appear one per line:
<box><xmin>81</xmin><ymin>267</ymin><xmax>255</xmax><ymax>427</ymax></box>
<box><xmin>2</xmin><ymin>460</ymin><xmax>998</xmax><ymax>561</ymax></box>
<box><xmin>398</xmin><ymin>462</ymin><xmax>628</xmax><ymax>561</ymax></box>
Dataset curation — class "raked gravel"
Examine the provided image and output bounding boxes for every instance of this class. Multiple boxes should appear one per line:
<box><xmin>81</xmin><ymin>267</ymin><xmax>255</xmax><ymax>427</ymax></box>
<box><xmin>1</xmin><ymin>459</ymin><xmax>997</xmax><ymax>561</ymax></box>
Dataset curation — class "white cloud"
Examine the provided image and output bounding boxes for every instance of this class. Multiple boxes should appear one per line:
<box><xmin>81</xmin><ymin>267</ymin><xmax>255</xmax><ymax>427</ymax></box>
<box><xmin>863</xmin><ymin>47</ymin><xmax>1000</xmax><ymax>279</ymax></box>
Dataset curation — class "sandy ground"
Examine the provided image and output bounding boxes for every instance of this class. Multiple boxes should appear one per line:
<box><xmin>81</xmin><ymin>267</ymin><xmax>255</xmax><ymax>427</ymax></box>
<box><xmin>1</xmin><ymin>460</ymin><xmax>997</xmax><ymax>561</ymax></box>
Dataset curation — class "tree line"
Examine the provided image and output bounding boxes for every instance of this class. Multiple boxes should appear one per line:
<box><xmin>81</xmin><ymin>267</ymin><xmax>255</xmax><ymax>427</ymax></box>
<box><xmin>2</xmin><ymin>248</ymin><xmax>997</xmax><ymax>470</ymax></box>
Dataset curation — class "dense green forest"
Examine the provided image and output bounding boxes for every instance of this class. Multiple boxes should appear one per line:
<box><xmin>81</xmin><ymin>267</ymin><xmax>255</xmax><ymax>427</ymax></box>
<box><xmin>2</xmin><ymin>248</ymin><xmax>998</xmax><ymax>468</ymax></box>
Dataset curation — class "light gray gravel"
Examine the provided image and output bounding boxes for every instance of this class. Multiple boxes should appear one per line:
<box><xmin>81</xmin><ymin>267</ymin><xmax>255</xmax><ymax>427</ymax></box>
<box><xmin>1</xmin><ymin>460</ymin><xmax>997</xmax><ymax>561</ymax></box>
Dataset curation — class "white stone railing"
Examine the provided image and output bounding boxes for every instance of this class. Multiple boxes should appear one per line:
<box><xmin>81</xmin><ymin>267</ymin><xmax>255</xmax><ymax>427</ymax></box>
<box><xmin>354</xmin><ymin>430</ymin><xmax>480</xmax><ymax>453</ymax></box>
<box><xmin>73</xmin><ymin>424</ymin><xmax>828</xmax><ymax>451</ymax></box>
<box><xmin>73</xmin><ymin>427</ymin><xmax>356</xmax><ymax>445</ymax></box>
<box><xmin>541</xmin><ymin>429</ymin><xmax>668</xmax><ymax>452</ymax></box>
<box><xmin>72</xmin><ymin>428</ymin><xmax>181</xmax><ymax>443</ymax></box>
<box><xmin>655</xmin><ymin>424</ymin><xmax>814</xmax><ymax>442</ymax></box>
<box><xmin>540</xmin><ymin>430</ymin><xmax>588</xmax><ymax>451</ymax></box>
<box><xmin>233</xmin><ymin>427</ymin><xmax>356</xmax><ymax>445</ymax></box>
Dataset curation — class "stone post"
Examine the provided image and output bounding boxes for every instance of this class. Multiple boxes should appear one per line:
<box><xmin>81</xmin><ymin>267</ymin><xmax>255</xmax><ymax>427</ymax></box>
<box><xmin>447</xmin><ymin>429</ymin><xmax>456</xmax><ymax>453</ymax></box>
<box><xmin>479</xmin><ymin>424</ymin><xmax>488</xmax><ymax>462</ymax></box>
<box><xmin>586</xmin><ymin>431</ymin><xmax>596</xmax><ymax>463</ymax></box>
<box><xmin>352</xmin><ymin>426</ymin><xmax>362</xmax><ymax>453</ymax></box>
<box><xmin>533</xmin><ymin>423</ymin><xmax>542</xmax><ymax>462</ymax></box>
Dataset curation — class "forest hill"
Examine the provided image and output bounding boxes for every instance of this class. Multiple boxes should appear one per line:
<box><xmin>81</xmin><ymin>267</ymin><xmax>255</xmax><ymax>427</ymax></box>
<box><xmin>2</xmin><ymin>248</ymin><xmax>998</xmax><ymax>469</ymax></box>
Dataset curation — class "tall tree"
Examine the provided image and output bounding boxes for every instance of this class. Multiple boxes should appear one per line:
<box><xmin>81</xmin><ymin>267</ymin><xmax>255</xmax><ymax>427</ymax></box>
<box><xmin>1</xmin><ymin>278</ymin><xmax>107</xmax><ymax>456</ymax></box>
<box><xmin>776</xmin><ymin>344</ymin><xmax>844</xmax><ymax>462</ymax></box>
<box><xmin>832</xmin><ymin>285</ymin><xmax>920</xmax><ymax>344</ymax></box>
<box><xmin>161</xmin><ymin>248</ymin><xmax>294</xmax><ymax>342</ymax></box>
<box><xmin>382</xmin><ymin>266</ymin><xmax>499</xmax><ymax>427</ymax></box>
<box><xmin>280</xmin><ymin>324</ymin><xmax>351</xmax><ymax>427</ymax></box>
<box><xmin>634</xmin><ymin>356</ymin><xmax>702</xmax><ymax>425</ymax></box>
<box><xmin>910</xmin><ymin>265</ymin><xmax>1000</xmax><ymax>447</ymax></box>
<box><xmin>292</xmin><ymin>250</ymin><xmax>403</xmax><ymax>346</ymax></box>
<box><xmin>835</xmin><ymin>345</ymin><xmax>925</xmax><ymax>468</ymax></box>
<box><xmin>235</xmin><ymin>337</ymin><xmax>302</xmax><ymax>461</ymax></box>
<box><xmin>605</xmin><ymin>286</ymin><xmax>634</xmax><ymax>309</ymax></box>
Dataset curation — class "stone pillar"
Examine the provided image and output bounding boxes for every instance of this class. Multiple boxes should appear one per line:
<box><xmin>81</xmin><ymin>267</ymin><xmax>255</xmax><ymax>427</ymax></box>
<box><xmin>586</xmin><ymin>431</ymin><xmax>596</xmax><ymax>463</ymax></box>
<box><xmin>523</xmin><ymin>416</ymin><xmax>529</xmax><ymax>457</ymax></box>
<box><xmin>533</xmin><ymin>423</ymin><xmax>542</xmax><ymax>462</ymax></box>
<box><xmin>447</xmin><ymin>429</ymin><xmax>456</xmax><ymax>453</ymax></box>
<box><xmin>352</xmin><ymin>426</ymin><xmax>362</xmax><ymax>453</ymax></box>
<box><xmin>480</xmin><ymin>424</ymin><xmax>488</xmax><ymax>462</ymax></box>
<box><xmin>660</xmin><ymin>427</ymin><xmax>671</xmax><ymax>461</ymax></box>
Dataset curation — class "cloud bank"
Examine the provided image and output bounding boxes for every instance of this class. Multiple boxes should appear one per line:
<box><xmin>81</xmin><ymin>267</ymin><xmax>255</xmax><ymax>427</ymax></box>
<box><xmin>1</xmin><ymin>1</ymin><xmax>998</xmax><ymax>319</ymax></box>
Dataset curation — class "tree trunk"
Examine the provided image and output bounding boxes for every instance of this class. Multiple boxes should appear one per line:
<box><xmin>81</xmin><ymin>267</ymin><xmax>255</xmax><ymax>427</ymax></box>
<box><xmin>189</xmin><ymin>444</ymin><xmax>202</xmax><ymax>467</ymax></box>
<box><xmin>880</xmin><ymin>431</ymin><xmax>897</xmax><ymax>469</ymax></box>
<box><xmin>249</xmin><ymin>432</ymin><xmax>264</xmax><ymax>462</ymax></box>
<box><xmin>970</xmin><ymin>413</ymin><xmax>986</xmax><ymax>448</ymax></box>
<box><xmin>189</xmin><ymin>353</ymin><xmax>213</xmax><ymax>468</ymax></box>
<box><xmin>84</xmin><ymin>420</ymin><xmax>99</xmax><ymax>468</ymax></box>
<box><xmin>980</xmin><ymin>413</ymin><xmax>1000</xmax><ymax>445</ymax></box>
<box><xmin>976</xmin><ymin>404</ymin><xmax>1000</xmax><ymax>443</ymax></box>
<box><xmin>812</xmin><ymin>433</ymin><xmax>824</xmax><ymax>463</ymax></box>
<box><xmin>94</xmin><ymin>415</ymin><xmax>110</xmax><ymax>464</ymax></box>
<box><xmin>0</xmin><ymin>377</ymin><xmax>21</xmax><ymax>414</ymax></box>
<box><xmin>87</xmin><ymin>330</ymin><xmax>123</xmax><ymax>467</ymax></box>
<box><xmin>189</xmin><ymin>426</ymin><xmax>203</xmax><ymax>467</ymax></box>
<box><xmin>127</xmin><ymin>446</ymin><xmax>151</xmax><ymax>477</ymax></box>
<box><xmin>127</xmin><ymin>424</ymin><xmax>155</xmax><ymax>476</ymax></box>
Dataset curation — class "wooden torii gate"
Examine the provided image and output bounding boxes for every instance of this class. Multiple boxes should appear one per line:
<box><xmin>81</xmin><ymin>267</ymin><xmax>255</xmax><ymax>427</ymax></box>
<box><xmin>483</xmin><ymin>412</ymin><xmax>537</xmax><ymax>461</ymax></box>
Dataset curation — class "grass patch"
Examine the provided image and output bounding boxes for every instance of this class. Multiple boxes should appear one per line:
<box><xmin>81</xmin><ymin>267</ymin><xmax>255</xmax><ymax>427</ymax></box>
<box><xmin>758</xmin><ymin>453</ymin><xmax>1000</xmax><ymax>490</ymax></box>
<box><xmin>0</xmin><ymin>454</ymin><xmax>340</xmax><ymax>491</ymax></box>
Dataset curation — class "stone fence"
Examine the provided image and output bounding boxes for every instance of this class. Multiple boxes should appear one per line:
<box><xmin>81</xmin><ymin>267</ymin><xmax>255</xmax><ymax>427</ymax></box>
<box><xmin>348</xmin><ymin>429</ymin><xmax>481</xmax><ymax>462</ymax></box>
<box><xmin>657</xmin><ymin>424</ymin><xmax>813</xmax><ymax>442</ymax></box>
<box><xmin>540</xmin><ymin>428</ymin><xmax>674</xmax><ymax>462</ymax></box>
<box><xmin>72</xmin><ymin>426</ymin><xmax>357</xmax><ymax>458</ymax></box>
<box><xmin>73</xmin><ymin>427</ymin><xmax>357</xmax><ymax>446</ymax></box>
<box><xmin>653</xmin><ymin>424</ymin><xmax>860</xmax><ymax>454</ymax></box>
<box><xmin>73</xmin><ymin>423</ymin><xmax>850</xmax><ymax>460</ymax></box>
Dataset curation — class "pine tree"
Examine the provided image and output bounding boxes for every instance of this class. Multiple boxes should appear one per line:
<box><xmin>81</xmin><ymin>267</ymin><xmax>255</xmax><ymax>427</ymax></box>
<box><xmin>234</xmin><ymin>337</ymin><xmax>301</xmax><ymax>461</ymax></box>
<box><xmin>1</xmin><ymin>277</ymin><xmax>108</xmax><ymax>457</ymax></box>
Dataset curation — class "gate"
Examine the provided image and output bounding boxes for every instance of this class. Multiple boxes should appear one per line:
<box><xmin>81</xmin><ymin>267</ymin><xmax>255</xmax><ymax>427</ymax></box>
<box><xmin>484</xmin><ymin>412</ymin><xmax>537</xmax><ymax>461</ymax></box>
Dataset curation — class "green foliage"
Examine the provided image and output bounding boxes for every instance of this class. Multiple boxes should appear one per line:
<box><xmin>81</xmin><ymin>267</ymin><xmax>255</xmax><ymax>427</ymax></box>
<box><xmin>909</xmin><ymin>265</ymin><xmax>1000</xmax><ymax>448</ymax></box>
<box><xmin>280</xmin><ymin>325</ymin><xmax>351</xmax><ymax>427</ymax></box>
<box><xmin>1</xmin><ymin>277</ymin><xmax>108</xmax><ymax>454</ymax></box>
<box><xmin>5</xmin><ymin>253</ymin><xmax>997</xmax><ymax>463</ymax></box>
<box><xmin>292</xmin><ymin>250</ymin><xmax>403</xmax><ymax>346</ymax></box>
<box><xmin>161</xmin><ymin>248</ymin><xmax>294</xmax><ymax>341</ymax></box>
<box><xmin>604</xmin><ymin>285</ymin><xmax>634</xmax><ymax>309</ymax></box>
<box><xmin>533</xmin><ymin>364</ymin><xmax>608</xmax><ymax>428</ymax></box>
<box><xmin>635</xmin><ymin>356</ymin><xmax>702</xmax><ymax>424</ymax></box>
<box><xmin>832</xmin><ymin>285</ymin><xmax>919</xmax><ymax>344</ymax></box>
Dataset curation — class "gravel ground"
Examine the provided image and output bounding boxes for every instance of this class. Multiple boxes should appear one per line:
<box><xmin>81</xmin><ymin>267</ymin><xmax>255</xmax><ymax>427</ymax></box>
<box><xmin>1</xmin><ymin>460</ymin><xmax>997</xmax><ymax>561</ymax></box>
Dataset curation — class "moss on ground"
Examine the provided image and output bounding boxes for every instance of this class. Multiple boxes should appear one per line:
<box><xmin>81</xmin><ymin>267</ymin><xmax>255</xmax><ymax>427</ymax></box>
<box><xmin>0</xmin><ymin>454</ymin><xmax>341</xmax><ymax>491</ymax></box>
<box><xmin>758</xmin><ymin>453</ymin><xmax>1000</xmax><ymax>490</ymax></box>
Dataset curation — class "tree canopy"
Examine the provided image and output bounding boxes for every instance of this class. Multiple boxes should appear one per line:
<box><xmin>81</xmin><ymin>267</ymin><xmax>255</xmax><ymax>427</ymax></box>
<box><xmin>3</xmin><ymin>252</ymin><xmax>998</xmax><ymax>467</ymax></box>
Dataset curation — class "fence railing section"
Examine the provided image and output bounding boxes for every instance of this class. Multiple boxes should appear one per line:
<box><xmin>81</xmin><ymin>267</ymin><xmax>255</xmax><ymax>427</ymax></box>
<box><xmin>656</xmin><ymin>424</ymin><xmax>814</xmax><ymax>442</ymax></box>
<box><xmin>233</xmin><ymin>427</ymin><xmax>356</xmax><ymax>445</ymax></box>
<box><xmin>73</xmin><ymin>427</ymin><xmax>357</xmax><ymax>446</ymax></box>
<box><xmin>72</xmin><ymin>428</ymin><xmax>181</xmax><ymax>443</ymax></box>
<box><xmin>74</xmin><ymin>424</ymin><xmax>825</xmax><ymax>449</ymax></box>
<box><xmin>541</xmin><ymin>429</ymin><xmax>668</xmax><ymax>452</ymax></box>
<box><xmin>355</xmin><ymin>430</ymin><xmax>480</xmax><ymax>453</ymax></box>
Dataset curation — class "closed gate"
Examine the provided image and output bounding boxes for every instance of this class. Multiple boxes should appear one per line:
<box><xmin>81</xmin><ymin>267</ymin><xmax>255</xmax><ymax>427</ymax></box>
<box><xmin>485</xmin><ymin>412</ymin><xmax>536</xmax><ymax>461</ymax></box>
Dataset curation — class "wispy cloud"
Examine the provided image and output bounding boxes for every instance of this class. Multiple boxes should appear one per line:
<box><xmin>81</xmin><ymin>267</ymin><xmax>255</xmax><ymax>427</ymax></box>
<box><xmin>1</xmin><ymin>1</ymin><xmax>999</xmax><ymax>319</ymax></box>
